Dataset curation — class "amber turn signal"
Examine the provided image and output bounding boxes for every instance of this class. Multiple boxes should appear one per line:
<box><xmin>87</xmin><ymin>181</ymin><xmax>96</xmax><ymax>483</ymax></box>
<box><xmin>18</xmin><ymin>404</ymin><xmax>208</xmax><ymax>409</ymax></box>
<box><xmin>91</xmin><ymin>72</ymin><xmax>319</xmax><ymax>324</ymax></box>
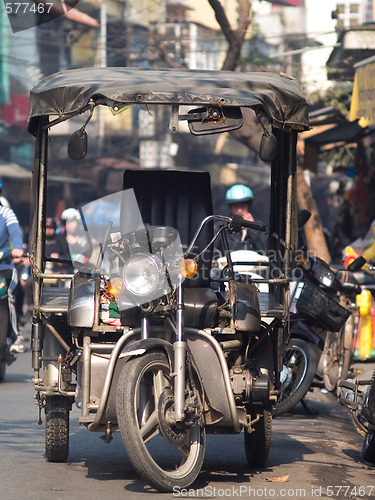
<box><xmin>180</xmin><ymin>259</ymin><xmax>197</xmax><ymax>278</ymax></box>
<box><xmin>108</xmin><ymin>277</ymin><xmax>125</xmax><ymax>297</ymax></box>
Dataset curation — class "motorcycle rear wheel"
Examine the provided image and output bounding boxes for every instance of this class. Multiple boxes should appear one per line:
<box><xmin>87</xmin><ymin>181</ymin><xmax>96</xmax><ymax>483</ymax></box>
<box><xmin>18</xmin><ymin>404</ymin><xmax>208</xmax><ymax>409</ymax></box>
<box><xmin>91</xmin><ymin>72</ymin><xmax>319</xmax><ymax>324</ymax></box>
<box><xmin>244</xmin><ymin>408</ymin><xmax>272</xmax><ymax>467</ymax></box>
<box><xmin>0</xmin><ymin>298</ymin><xmax>9</xmax><ymax>381</ymax></box>
<box><xmin>274</xmin><ymin>338</ymin><xmax>318</xmax><ymax>416</ymax></box>
<box><xmin>45</xmin><ymin>396</ymin><xmax>70</xmax><ymax>462</ymax></box>
<box><xmin>117</xmin><ymin>351</ymin><xmax>205</xmax><ymax>493</ymax></box>
<box><xmin>362</xmin><ymin>433</ymin><xmax>375</xmax><ymax>463</ymax></box>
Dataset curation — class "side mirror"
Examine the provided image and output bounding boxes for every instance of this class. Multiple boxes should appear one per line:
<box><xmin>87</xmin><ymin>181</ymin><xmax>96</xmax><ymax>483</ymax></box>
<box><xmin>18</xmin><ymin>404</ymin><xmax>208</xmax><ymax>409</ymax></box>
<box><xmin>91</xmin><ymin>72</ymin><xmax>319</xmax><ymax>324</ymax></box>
<box><xmin>68</xmin><ymin>105</ymin><xmax>94</xmax><ymax>160</ymax></box>
<box><xmin>187</xmin><ymin>106</ymin><xmax>243</xmax><ymax>135</ymax></box>
<box><xmin>259</xmin><ymin>132</ymin><xmax>277</xmax><ymax>162</ymax></box>
<box><xmin>347</xmin><ymin>255</ymin><xmax>366</xmax><ymax>272</ymax></box>
<box><xmin>297</xmin><ymin>210</ymin><xmax>311</xmax><ymax>229</ymax></box>
<box><xmin>68</xmin><ymin>130</ymin><xmax>88</xmax><ymax>160</ymax></box>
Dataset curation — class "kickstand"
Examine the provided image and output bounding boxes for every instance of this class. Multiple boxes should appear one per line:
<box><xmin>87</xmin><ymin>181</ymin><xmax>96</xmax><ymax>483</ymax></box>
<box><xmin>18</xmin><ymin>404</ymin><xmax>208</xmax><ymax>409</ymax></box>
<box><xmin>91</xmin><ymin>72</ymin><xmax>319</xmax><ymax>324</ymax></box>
<box><xmin>300</xmin><ymin>398</ymin><xmax>318</xmax><ymax>415</ymax></box>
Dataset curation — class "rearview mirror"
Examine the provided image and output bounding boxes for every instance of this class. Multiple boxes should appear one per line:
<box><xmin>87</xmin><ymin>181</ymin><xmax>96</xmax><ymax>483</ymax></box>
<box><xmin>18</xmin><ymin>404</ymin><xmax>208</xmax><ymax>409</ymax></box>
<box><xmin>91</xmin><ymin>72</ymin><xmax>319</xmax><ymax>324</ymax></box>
<box><xmin>187</xmin><ymin>106</ymin><xmax>243</xmax><ymax>135</ymax></box>
<box><xmin>68</xmin><ymin>130</ymin><xmax>88</xmax><ymax>160</ymax></box>
<box><xmin>259</xmin><ymin>132</ymin><xmax>277</xmax><ymax>162</ymax></box>
<box><xmin>297</xmin><ymin>210</ymin><xmax>311</xmax><ymax>229</ymax></box>
<box><xmin>347</xmin><ymin>255</ymin><xmax>366</xmax><ymax>272</ymax></box>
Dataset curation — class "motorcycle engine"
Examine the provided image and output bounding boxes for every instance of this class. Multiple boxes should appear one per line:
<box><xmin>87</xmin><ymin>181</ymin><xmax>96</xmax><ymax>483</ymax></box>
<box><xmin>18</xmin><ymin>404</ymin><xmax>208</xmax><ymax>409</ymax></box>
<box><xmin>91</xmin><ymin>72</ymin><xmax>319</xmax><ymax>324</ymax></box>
<box><xmin>229</xmin><ymin>365</ymin><xmax>270</xmax><ymax>403</ymax></box>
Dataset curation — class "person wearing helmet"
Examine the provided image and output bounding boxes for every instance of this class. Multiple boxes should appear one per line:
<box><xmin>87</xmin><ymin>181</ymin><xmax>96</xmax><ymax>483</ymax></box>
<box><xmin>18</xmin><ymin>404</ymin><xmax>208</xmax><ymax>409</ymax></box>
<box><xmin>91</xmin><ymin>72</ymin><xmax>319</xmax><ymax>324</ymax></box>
<box><xmin>45</xmin><ymin>217</ymin><xmax>72</xmax><ymax>282</ymax></box>
<box><xmin>220</xmin><ymin>184</ymin><xmax>266</xmax><ymax>253</ymax></box>
<box><xmin>59</xmin><ymin>208</ymin><xmax>89</xmax><ymax>263</ymax></box>
<box><xmin>225</xmin><ymin>184</ymin><xmax>255</xmax><ymax>223</ymax></box>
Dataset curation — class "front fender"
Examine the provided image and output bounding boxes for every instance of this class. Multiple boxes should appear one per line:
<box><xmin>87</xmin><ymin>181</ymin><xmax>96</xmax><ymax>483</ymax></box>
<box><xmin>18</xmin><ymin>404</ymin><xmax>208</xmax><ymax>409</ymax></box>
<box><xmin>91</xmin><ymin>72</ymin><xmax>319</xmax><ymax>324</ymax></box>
<box><xmin>121</xmin><ymin>338</ymin><xmax>174</xmax><ymax>366</ymax></box>
<box><xmin>105</xmin><ymin>338</ymin><xmax>174</xmax><ymax>423</ymax></box>
<box><xmin>290</xmin><ymin>319</ymin><xmax>325</xmax><ymax>350</ymax></box>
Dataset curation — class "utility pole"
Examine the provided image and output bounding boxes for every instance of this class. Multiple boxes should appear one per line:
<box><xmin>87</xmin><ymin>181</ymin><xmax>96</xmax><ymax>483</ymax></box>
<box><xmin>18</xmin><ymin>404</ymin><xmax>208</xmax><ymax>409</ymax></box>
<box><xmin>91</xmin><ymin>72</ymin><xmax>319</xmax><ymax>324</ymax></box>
<box><xmin>97</xmin><ymin>1</ymin><xmax>107</xmax><ymax>155</ymax></box>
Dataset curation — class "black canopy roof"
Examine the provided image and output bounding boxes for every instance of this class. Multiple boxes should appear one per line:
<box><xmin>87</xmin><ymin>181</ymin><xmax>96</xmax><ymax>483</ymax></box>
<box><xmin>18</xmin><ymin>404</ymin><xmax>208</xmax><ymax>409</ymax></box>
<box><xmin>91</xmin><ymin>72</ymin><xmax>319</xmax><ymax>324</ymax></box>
<box><xmin>28</xmin><ymin>67</ymin><xmax>310</xmax><ymax>134</ymax></box>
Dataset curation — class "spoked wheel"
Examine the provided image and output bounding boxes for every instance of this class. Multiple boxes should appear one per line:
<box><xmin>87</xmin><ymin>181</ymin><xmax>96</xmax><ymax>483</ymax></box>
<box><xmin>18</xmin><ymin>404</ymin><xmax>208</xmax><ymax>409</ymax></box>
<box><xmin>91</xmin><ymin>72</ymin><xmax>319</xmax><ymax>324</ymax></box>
<box><xmin>274</xmin><ymin>338</ymin><xmax>318</xmax><ymax>416</ymax></box>
<box><xmin>244</xmin><ymin>407</ymin><xmax>272</xmax><ymax>467</ymax></box>
<box><xmin>117</xmin><ymin>351</ymin><xmax>205</xmax><ymax>492</ymax></box>
<box><xmin>323</xmin><ymin>329</ymin><xmax>348</xmax><ymax>393</ymax></box>
<box><xmin>45</xmin><ymin>396</ymin><xmax>71</xmax><ymax>462</ymax></box>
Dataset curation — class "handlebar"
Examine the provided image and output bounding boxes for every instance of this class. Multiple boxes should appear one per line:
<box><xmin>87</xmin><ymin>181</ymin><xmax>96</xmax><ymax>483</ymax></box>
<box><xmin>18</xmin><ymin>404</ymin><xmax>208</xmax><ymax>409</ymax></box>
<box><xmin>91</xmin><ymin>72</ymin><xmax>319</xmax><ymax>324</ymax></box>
<box><xmin>184</xmin><ymin>214</ymin><xmax>267</xmax><ymax>257</ymax></box>
<box><xmin>0</xmin><ymin>251</ymin><xmax>29</xmax><ymax>264</ymax></box>
<box><xmin>240</xmin><ymin>219</ymin><xmax>267</xmax><ymax>232</ymax></box>
<box><xmin>340</xmin><ymin>281</ymin><xmax>362</xmax><ymax>295</ymax></box>
<box><xmin>228</xmin><ymin>214</ymin><xmax>267</xmax><ymax>233</ymax></box>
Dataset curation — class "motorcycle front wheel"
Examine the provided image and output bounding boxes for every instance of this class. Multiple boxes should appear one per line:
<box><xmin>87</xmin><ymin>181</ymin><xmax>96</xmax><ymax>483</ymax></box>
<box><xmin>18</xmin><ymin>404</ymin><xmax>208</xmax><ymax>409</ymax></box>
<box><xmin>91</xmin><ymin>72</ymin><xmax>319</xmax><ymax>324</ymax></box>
<box><xmin>117</xmin><ymin>350</ymin><xmax>205</xmax><ymax>493</ymax></box>
<box><xmin>274</xmin><ymin>338</ymin><xmax>318</xmax><ymax>417</ymax></box>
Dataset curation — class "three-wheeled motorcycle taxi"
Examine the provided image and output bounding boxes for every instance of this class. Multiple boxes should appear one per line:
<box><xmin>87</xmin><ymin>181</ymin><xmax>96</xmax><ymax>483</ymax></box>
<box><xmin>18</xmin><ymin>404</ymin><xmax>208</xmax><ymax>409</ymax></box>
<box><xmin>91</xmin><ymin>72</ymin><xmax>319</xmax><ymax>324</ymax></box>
<box><xmin>27</xmin><ymin>68</ymin><xmax>309</xmax><ymax>492</ymax></box>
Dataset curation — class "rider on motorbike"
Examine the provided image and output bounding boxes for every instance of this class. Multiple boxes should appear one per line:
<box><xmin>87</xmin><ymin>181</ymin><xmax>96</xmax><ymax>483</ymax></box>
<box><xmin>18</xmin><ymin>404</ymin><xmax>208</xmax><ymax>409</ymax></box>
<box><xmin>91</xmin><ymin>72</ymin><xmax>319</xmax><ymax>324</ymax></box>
<box><xmin>0</xmin><ymin>205</ymin><xmax>25</xmax><ymax>353</ymax></box>
<box><xmin>217</xmin><ymin>184</ymin><xmax>266</xmax><ymax>255</ymax></box>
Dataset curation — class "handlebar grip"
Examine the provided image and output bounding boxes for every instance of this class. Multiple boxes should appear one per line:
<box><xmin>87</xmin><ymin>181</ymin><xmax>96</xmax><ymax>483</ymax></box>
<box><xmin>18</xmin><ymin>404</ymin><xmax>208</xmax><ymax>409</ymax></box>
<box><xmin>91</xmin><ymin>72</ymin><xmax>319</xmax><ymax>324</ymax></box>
<box><xmin>242</xmin><ymin>220</ymin><xmax>267</xmax><ymax>232</ymax></box>
<box><xmin>229</xmin><ymin>214</ymin><xmax>266</xmax><ymax>233</ymax></box>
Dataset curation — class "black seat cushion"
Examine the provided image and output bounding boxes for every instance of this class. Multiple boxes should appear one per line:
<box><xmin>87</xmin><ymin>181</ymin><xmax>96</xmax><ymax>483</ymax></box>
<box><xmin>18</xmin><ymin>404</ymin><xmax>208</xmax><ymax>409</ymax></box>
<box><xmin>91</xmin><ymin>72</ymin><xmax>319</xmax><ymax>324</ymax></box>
<box><xmin>123</xmin><ymin>169</ymin><xmax>214</xmax><ymax>287</ymax></box>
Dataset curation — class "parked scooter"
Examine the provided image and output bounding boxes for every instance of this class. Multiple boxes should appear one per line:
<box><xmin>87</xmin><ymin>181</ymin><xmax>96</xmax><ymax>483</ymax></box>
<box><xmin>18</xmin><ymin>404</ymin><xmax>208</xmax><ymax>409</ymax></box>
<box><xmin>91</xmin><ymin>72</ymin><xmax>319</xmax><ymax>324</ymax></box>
<box><xmin>216</xmin><ymin>212</ymin><xmax>357</xmax><ymax>415</ymax></box>
<box><xmin>275</xmin><ymin>252</ymin><xmax>359</xmax><ymax>414</ymax></box>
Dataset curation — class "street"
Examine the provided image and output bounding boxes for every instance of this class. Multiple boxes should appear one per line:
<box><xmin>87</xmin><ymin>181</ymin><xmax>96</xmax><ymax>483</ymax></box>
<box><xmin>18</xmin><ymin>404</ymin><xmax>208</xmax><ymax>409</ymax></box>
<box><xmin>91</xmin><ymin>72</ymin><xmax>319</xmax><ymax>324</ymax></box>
<box><xmin>0</xmin><ymin>330</ymin><xmax>374</xmax><ymax>500</ymax></box>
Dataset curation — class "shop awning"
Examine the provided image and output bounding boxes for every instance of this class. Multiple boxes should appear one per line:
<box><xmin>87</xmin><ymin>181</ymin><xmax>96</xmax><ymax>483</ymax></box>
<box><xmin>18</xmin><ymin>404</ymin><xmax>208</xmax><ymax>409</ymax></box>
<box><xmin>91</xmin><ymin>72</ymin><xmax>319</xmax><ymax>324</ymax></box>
<box><xmin>350</xmin><ymin>55</ymin><xmax>375</xmax><ymax>126</ymax></box>
<box><xmin>306</xmin><ymin>121</ymin><xmax>365</xmax><ymax>147</ymax></box>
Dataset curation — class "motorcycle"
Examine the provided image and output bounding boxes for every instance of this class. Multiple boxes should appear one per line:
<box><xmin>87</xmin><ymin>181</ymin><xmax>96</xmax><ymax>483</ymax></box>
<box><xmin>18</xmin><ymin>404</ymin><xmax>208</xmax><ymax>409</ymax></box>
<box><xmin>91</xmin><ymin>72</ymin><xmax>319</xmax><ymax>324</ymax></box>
<box><xmin>27</xmin><ymin>67</ymin><xmax>310</xmax><ymax>491</ymax></box>
<box><xmin>343</xmin><ymin>245</ymin><xmax>375</xmax><ymax>361</ymax></box>
<box><xmin>216</xmin><ymin>219</ymin><xmax>358</xmax><ymax>415</ymax></box>
<box><xmin>277</xmin><ymin>254</ymin><xmax>362</xmax><ymax>415</ymax></box>
<box><xmin>339</xmin><ymin>256</ymin><xmax>375</xmax><ymax>464</ymax></box>
<box><xmin>0</xmin><ymin>250</ymin><xmax>23</xmax><ymax>380</ymax></box>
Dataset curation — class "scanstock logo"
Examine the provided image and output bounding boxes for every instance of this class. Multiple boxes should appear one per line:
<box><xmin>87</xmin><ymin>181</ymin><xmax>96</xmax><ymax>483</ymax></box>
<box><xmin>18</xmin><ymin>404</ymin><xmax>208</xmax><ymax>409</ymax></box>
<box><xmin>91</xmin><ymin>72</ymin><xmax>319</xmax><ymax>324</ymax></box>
<box><xmin>2</xmin><ymin>0</ymin><xmax>80</xmax><ymax>33</ymax></box>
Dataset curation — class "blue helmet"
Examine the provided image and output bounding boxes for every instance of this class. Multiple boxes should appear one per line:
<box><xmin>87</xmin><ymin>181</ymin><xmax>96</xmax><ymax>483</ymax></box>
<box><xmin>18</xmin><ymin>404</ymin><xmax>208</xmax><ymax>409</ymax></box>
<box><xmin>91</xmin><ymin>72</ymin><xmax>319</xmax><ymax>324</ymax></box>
<box><xmin>225</xmin><ymin>184</ymin><xmax>254</xmax><ymax>204</ymax></box>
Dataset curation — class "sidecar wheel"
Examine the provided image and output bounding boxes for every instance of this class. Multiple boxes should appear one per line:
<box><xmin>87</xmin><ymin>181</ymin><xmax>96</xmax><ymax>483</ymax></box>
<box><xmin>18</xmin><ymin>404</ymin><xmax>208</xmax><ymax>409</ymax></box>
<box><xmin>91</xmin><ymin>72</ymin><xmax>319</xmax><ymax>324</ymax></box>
<box><xmin>244</xmin><ymin>408</ymin><xmax>272</xmax><ymax>467</ymax></box>
<box><xmin>45</xmin><ymin>396</ymin><xmax>70</xmax><ymax>462</ymax></box>
<box><xmin>117</xmin><ymin>351</ymin><xmax>205</xmax><ymax>492</ymax></box>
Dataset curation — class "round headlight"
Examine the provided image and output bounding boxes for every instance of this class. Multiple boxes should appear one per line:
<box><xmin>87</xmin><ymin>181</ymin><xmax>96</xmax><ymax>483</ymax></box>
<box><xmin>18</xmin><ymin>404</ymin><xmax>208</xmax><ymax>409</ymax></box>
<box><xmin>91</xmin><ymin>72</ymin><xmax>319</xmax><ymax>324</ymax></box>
<box><xmin>123</xmin><ymin>253</ymin><xmax>161</xmax><ymax>296</ymax></box>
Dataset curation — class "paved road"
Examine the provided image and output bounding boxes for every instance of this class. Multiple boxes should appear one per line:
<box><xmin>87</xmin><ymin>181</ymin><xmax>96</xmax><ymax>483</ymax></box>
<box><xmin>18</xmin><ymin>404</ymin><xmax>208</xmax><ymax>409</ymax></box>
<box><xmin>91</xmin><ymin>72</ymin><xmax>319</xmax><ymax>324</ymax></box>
<box><xmin>1</xmin><ymin>334</ymin><xmax>374</xmax><ymax>500</ymax></box>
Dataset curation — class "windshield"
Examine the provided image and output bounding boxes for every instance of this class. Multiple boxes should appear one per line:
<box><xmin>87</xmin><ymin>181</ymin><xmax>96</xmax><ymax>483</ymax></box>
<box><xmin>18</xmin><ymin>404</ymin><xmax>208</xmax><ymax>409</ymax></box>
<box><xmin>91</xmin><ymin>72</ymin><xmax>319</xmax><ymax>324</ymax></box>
<box><xmin>66</xmin><ymin>189</ymin><xmax>185</xmax><ymax>310</ymax></box>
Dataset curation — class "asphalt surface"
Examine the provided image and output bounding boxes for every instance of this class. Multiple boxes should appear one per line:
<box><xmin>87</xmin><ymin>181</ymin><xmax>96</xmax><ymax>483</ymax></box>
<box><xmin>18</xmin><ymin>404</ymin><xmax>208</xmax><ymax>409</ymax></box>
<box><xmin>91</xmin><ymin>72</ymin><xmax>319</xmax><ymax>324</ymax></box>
<box><xmin>1</xmin><ymin>329</ymin><xmax>375</xmax><ymax>500</ymax></box>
